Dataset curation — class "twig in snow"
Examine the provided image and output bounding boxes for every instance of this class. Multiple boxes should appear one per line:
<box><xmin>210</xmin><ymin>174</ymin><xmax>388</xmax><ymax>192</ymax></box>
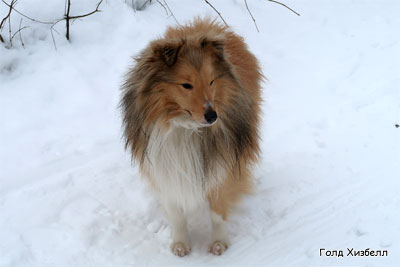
<box><xmin>50</xmin><ymin>18</ymin><xmax>63</xmax><ymax>50</ymax></box>
<box><xmin>1</xmin><ymin>0</ymin><xmax>104</xmax><ymax>49</ymax></box>
<box><xmin>8</xmin><ymin>5</ymin><xmax>11</xmax><ymax>45</ymax></box>
<box><xmin>0</xmin><ymin>0</ymin><xmax>16</xmax><ymax>43</ymax></box>
<box><xmin>163</xmin><ymin>0</ymin><xmax>179</xmax><ymax>25</ymax></box>
<box><xmin>67</xmin><ymin>0</ymin><xmax>104</xmax><ymax>20</ymax></box>
<box><xmin>131</xmin><ymin>0</ymin><xmax>136</xmax><ymax>13</ymax></box>
<box><xmin>1</xmin><ymin>0</ymin><xmax>60</xmax><ymax>48</ymax></box>
<box><xmin>267</xmin><ymin>0</ymin><xmax>300</xmax><ymax>16</ymax></box>
<box><xmin>1</xmin><ymin>0</ymin><xmax>54</xmax><ymax>24</ymax></box>
<box><xmin>244</xmin><ymin>0</ymin><xmax>259</xmax><ymax>32</ymax></box>
<box><xmin>64</xmin><ymin>0</ymin><xmax>104</xmax><ymax>41</ymax></box>
<box><xmin>156</xmin><ymin>0</ymin><xmax>168</xmax><ymax>16</ymax></box>
<box><xmin>204</xmin><ymin>0</ymin><xmax>227</xmax><ymax>26</ymax></box>
<box><xmin>139</xmin><ymin>0</ymin><xmax>151</xmax><ymax>11</ymax></box>
<box><xmin>0</xmin><ymin>0</ymin><xmax>15</xmax><ymax>30</ymax></box>
<box><xmin>18</xmin><ymin>18</ymin><xmax>25</xmax><ymax>48</ymax></box>
<box><xmin>65</xmin><ymin>0</ymin><xmax>71</xmax><ymax>40</ymax></box>
<box><xmin>11</xmin><ymin>18</ymin><xmax>28</xmax><ymax>48</ymax></box>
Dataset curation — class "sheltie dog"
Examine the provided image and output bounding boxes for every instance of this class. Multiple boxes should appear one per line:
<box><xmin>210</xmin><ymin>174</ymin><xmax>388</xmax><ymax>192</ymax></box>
<box><xmin>121</xmin><ymin>18</ymin><xmax>262</xmax><ymax>256</ymax></box>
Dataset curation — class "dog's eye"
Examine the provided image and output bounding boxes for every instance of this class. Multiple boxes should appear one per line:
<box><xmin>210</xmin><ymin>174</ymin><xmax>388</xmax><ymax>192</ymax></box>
<box><xmin>181</xmin><ymin>83</ymin><xmax>193</xmax><ymax>90</ymax></box>
<box><xmin>210</xmin><ymin>80</ymin><xmax>214</xmax><ymax>86</ymax></box>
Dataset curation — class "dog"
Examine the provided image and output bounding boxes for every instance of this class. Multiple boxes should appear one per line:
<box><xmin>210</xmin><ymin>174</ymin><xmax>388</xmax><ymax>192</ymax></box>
<box><xmin>121</xmin><ymin>18</ymin><xmax>262</xmax><ymax>257</ymax></box>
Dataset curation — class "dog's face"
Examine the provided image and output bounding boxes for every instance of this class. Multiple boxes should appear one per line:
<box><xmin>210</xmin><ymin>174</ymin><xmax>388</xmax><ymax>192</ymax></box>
<box><xmin>168</xmin><ymin>55</ymin><xmax>218</xmax><ymax>128</ymax></box>
<box><xmin>146</xmin><ymin>37</ymin><xmax>237</xmax><ymax>129</ymax></box>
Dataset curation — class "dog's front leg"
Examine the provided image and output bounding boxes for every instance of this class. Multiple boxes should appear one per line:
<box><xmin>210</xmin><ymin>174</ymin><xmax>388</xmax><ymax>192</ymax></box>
<box><xmin>209</xmin><ymin>210</ymin><xmax>230</xmax><ymax>255</ymax></box>
<box><xmin>163</xmin><ymin>202</ymin><xmax>191</xmax><ymax>257</ymax></box>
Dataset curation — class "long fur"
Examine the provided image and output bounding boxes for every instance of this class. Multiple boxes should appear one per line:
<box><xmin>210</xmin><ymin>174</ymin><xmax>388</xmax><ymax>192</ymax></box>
<box><xmin>121</xmin><ymin>17</ymin><xmax>262</xmax><ymax>239</ymax></box>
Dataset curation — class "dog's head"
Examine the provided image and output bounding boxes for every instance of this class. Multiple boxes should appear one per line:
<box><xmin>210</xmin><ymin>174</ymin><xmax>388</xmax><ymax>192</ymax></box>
<box><xmin>131</xmin><ymin>35</ymin><xmax>240</xmax><ymax>130</ymax></box>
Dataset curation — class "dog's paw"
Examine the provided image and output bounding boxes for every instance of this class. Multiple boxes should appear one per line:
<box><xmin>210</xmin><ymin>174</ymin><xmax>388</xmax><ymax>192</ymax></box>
<box><xmin>208</xmin><ymin>240</ymin><xmax>228</xmax><ymax>255</ymax></box>
<box><xmin>171</xmin><ymin>241</ymin><xmax>191</xmax><ymax>257</ymax></box>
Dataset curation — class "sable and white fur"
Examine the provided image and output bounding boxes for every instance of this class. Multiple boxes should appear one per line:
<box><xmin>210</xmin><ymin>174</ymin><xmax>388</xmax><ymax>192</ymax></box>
<box><xmin>121</xmin><ymin>18</ymin><xmax>262</xmax><ymax>256</ymax></box>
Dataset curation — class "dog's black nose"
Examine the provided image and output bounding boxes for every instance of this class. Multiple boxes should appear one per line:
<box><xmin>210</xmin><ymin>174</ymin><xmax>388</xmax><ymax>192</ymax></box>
<box><xmin>204</xmin><ymin>109</ymin><xmax>218</xmax><ymax>124</ymax></box>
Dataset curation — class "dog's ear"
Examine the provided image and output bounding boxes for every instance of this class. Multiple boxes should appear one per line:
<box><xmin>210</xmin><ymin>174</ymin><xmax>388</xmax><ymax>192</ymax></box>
<box><xmin>201</xmin><ymin>38</ymin><xmax>225</xmax><ymax>60</ymax></box>
<box><xmin>153</xmin><ymin>42</ymin><xmax>182</xmax><ymax>67</ymax></box>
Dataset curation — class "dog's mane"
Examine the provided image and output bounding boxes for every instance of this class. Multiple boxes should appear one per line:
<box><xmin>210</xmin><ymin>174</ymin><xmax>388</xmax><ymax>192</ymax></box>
<box><xmin>121</xmin><ymin>18</ymin><xmax>261</xmax><ymax>179</ymax></box>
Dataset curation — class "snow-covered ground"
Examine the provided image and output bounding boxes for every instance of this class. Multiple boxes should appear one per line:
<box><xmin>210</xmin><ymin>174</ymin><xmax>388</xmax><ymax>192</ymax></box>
<box><xmin>1</xmin><ymin>0</ymin><xmax>399</xmax><ymax>266</ymax></box>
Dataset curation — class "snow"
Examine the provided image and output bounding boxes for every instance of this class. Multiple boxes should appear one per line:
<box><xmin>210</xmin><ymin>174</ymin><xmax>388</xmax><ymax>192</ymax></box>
<box><xmin>1</xmin><ymin>0</ymin><xmax>399</xmax><ymax>265</ymax></box>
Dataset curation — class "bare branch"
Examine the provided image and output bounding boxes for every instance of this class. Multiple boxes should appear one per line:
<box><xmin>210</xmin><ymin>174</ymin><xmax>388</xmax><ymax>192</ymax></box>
<box><xmin>65</xmin><ymin>0</ymin><xmax>70</xmax><ymax>40</ymax></box>
<box><xmin>163</xmin><ymin>0</ymin><xmax>179</xmax><ymax>25</ymax></box>
<box><xmin>68</xmin><ymin>0</ymin><xmax>104</xmax><ymax>20</ymax></box>
<box><xmin>131</xmin><ymin>0</ymin><xmax>136</xmax><ymax>13</ymax></box>
<box><xmin>1</xmin><ymin>0</ymin><xmax>16</xmax><ymax>43</ymax></box>
<box><xmin>10</xmin><ymin>18</ymin><xmax>28</xmax><ymax>48</ymax></box>
<box><xmin>1</xmin><ymin>0</ymin><xmax>105</xmax><ymax>48</ymax></box>
<box><xmin>50</xmin><ymin>18</ymin><xmax>64</xmax><ymax>50</ymax></box>
<box><xmin>139</xmin><ymin>0</ymin><xmax>151</xmax><ymax>11</ymax></box>
<box><xmin>244</xmin><ymin>0</ymin><xmax>259</xmax><ymax>32</ymax></box>
<box><xmin>11</xmin><ymin>21</ymin><xmax>27</xmax><ymax>41</ymax></box>
<box><xmin>204</xmin><ymin>0</ymin><xmax>227</xmax><ymax>26</ymax></box>
<box><xmin>50</xmin><ymin>27</ymin><xmax>57</xmax><ymax>50</ymax></box>
<box><xmin>18</xmin><ymin>18</ymin><xmax>25</xmax><ymax>48</ymax></box>
<box><xmin>1</xmin><ymin>0</ymin><xmax>15</xmax><ymax>31</ymax></box>
<box><xmin>267</xmin><ymin>0</ymin><xmax>300</xmax><ymax>16</ymax></box>
<box><xmin>63</xmin><ymin>0</ymin><xmax>103</xmax><ymax>41</ymax></box>
<box><xmin>1</xmin><ymin>0</ymin><xmax>55</xmax><ymax>24</ymax></box>
<box><xmin>8</xmin><ymin>5</ymin><xmax>11</xmax><ymax>46</ymax></box>
<box><xmin>156</xmin><ymin>0</ymin><xmax>168</xmax><ymax>16</ymax></box>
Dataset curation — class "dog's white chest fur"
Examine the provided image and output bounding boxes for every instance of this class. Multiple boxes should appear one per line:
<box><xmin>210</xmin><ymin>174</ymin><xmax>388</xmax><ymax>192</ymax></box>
<box><xmin>144</xmin><ymin>126</ymin><xmax>208</xmax><ymax>211</ymax></box>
